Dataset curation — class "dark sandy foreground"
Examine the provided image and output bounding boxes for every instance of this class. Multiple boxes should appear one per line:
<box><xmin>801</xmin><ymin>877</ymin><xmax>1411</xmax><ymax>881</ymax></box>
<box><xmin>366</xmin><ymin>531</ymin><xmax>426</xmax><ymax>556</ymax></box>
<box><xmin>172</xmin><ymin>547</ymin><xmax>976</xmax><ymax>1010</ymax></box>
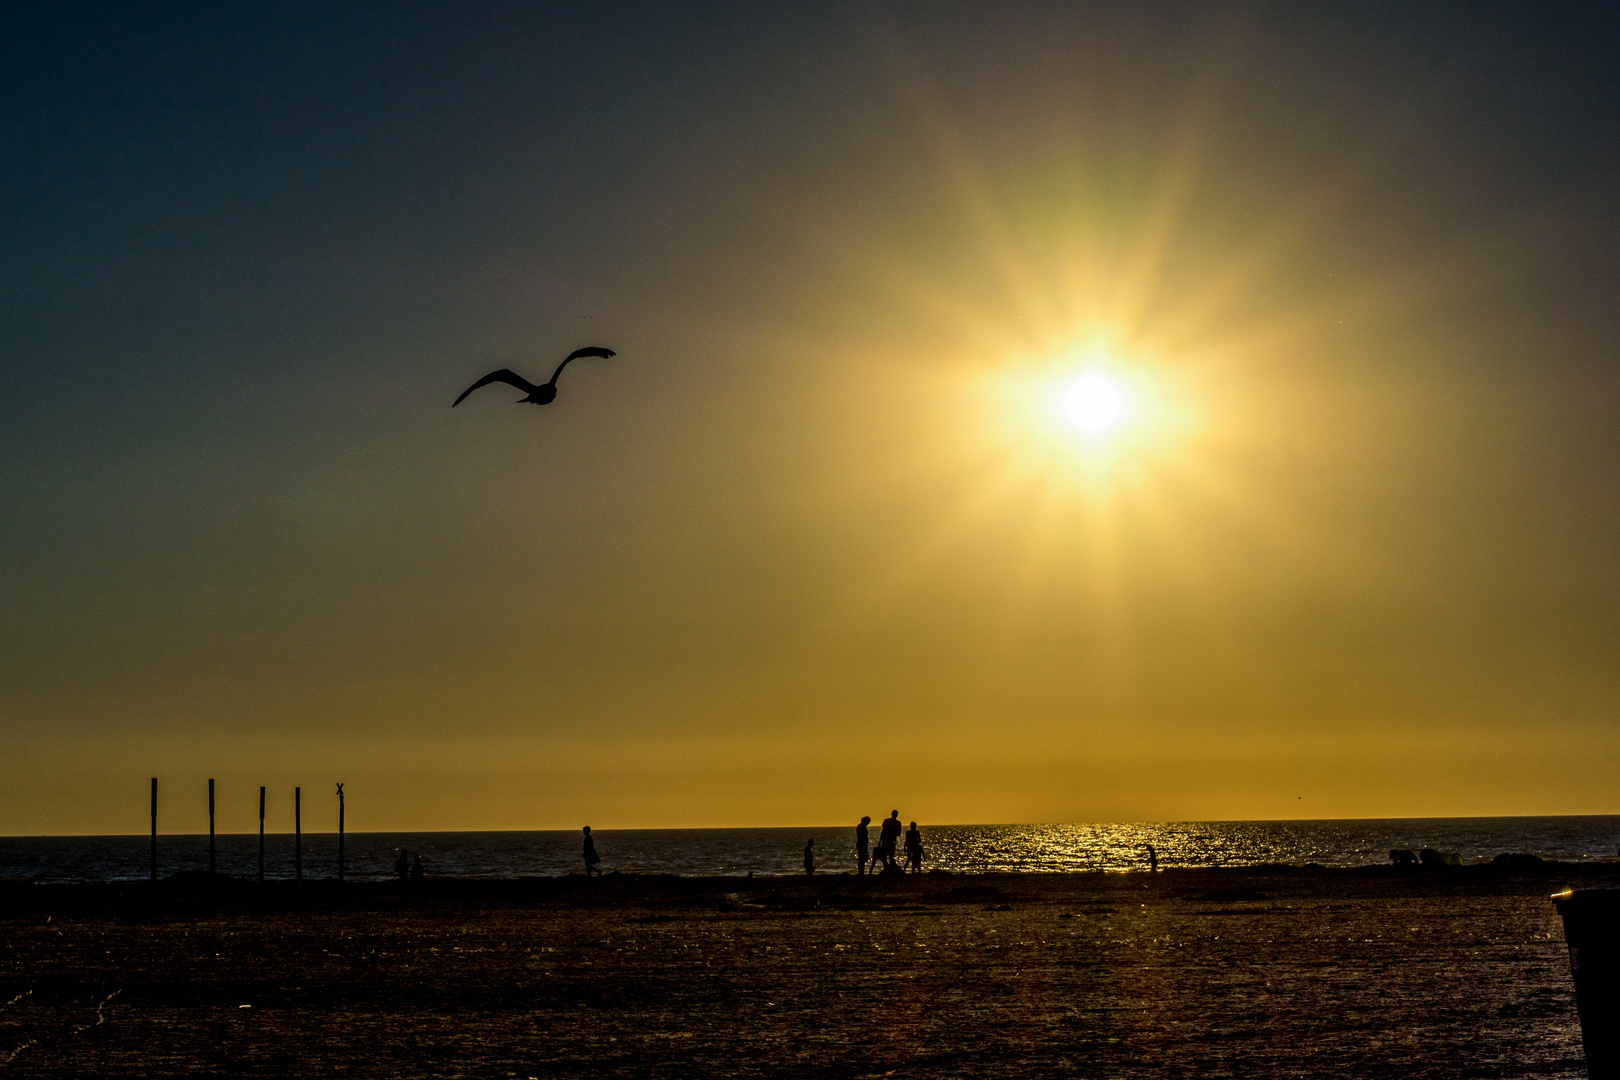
<box><xmin>0</xmin><ymin>864</ymin><xmax>1608</xmax><ymax>1079</ymax></box>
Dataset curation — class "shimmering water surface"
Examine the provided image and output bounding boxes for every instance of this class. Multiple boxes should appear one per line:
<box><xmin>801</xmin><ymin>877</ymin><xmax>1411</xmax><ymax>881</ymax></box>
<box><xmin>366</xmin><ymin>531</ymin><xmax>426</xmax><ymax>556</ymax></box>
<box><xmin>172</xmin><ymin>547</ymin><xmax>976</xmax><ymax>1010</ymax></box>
<box><xmin>3</xmin><ymin>816</ymin><xmax>1617</xmax><ymax>883</ymax></box>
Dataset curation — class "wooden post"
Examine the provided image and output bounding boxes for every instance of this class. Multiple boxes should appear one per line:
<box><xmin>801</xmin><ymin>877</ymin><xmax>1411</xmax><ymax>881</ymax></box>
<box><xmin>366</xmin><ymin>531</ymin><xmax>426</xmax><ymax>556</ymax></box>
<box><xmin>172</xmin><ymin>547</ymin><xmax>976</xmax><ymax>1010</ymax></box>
<box><xmin>336</xmin><ymin>783</ymin><xmax>345</xmax><ymax>883</ymax></box>
<box><xmin>149</xmin><ymin>777</ymin><xmax>157</xmax><ymax>883</ymax></box>
<box><xmin>208</xmin><ymin>778</ymin><xmax>216</xmax><ymax>876</ymax></box>
<box><xmin>258</xmin><ymin>786</ymin><xmax>265</xmax><ymax>883</ymax></box>
<box><xmin>294</xmin><ymin>786</ymin><xmax>302</xmax><ymax>882</ymax></box>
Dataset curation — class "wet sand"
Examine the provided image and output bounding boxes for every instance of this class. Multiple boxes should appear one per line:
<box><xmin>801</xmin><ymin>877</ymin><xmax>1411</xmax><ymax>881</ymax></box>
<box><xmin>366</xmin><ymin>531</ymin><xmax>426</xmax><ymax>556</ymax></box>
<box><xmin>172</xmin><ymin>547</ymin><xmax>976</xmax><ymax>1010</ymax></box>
<box><xmin>0</xmin><ymin>864</ymin><xmax>1605</xmax><ymax>1078</ymax></box>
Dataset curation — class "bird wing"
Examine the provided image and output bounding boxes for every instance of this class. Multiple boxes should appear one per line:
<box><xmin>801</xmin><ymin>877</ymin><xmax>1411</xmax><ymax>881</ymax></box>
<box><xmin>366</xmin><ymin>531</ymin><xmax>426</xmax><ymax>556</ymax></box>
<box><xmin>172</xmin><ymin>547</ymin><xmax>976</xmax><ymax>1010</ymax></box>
<box><xmin>453</xmin><ymin>368</ymin><xmax>539</xmax><ymax>406</ymax></box>
<box><xmin>549</xmin><ymin>346</ymin><xmax>616</xmax><ymax>386</ymax></box>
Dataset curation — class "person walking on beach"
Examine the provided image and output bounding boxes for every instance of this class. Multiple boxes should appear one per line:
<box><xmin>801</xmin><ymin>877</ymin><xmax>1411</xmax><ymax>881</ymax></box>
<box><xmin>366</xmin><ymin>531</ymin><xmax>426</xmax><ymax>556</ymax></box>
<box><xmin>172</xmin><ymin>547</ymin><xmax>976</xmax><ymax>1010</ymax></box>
<box><xmin>1147</xmin><ymin>844</ymin><xmax>1158</xmax><ymax>873</ymax></box>
<box><xmin>904</xmin><ymin>822</ymin><xmax>923</xmax><ymax>873</ymax></box>
<box><xmin>880</xmin><ymin>811</ymin><xmax>902</xmax><ymax>869</ymax></box>
<box><xmin>856</xmin><ymin>816</ymin><xmax>871</xmax><ymax>875</ymax></box>
<box><xmin>394</xmin><ymin>848</ymin><xmax>410</xmax><ymax>881</ymax></box>
<box><xmin>411</xmin><ymin>854</ymin><xmax>425</xmax><ymax>880</ymax></box>
<box><xmin>582</xmin><ymin>826</ymin><xmax>602</xmax><ymax>877</ymax></box>
<box><xmin>803</xmin><ymin>837</ymin><xmax>815</xmax><ymax>877</ymax></box>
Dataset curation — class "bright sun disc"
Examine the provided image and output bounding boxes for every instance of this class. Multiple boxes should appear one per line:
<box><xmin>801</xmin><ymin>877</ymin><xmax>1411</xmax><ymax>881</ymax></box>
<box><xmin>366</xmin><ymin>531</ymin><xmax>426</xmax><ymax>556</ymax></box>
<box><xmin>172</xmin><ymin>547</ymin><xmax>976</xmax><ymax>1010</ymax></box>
<box><xmin>1062</xmin><ymin>373</ymin><xmax>1124</xmax><ymax>432</ymax></box>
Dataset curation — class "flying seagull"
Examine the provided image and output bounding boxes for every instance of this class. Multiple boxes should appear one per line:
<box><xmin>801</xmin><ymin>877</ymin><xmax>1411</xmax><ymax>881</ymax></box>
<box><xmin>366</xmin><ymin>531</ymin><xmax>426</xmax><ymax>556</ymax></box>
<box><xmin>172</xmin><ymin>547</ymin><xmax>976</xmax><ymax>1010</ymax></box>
<box><xmin>453</xmin><ymin>346</ymin><xmax>616</xmax><ymax>407</ymax></box>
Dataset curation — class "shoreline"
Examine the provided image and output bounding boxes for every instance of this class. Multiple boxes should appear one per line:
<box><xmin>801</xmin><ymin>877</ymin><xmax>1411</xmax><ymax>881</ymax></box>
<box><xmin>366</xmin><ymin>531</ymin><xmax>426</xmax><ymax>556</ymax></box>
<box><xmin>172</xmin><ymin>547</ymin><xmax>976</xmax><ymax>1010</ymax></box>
<box><xmin>2</xmin><ymin>859</ymin><xmax>1613</xmax><ymax>915</ymax></box>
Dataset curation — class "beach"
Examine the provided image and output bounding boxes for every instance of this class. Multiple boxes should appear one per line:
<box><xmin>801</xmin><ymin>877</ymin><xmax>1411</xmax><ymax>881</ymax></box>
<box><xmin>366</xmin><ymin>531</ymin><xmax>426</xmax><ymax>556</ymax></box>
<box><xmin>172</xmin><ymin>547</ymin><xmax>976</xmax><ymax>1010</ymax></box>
<box><xmin>0</xmin><ymin>863</ymin><xmax>1602</xmax><ymax>1078</ymax></box>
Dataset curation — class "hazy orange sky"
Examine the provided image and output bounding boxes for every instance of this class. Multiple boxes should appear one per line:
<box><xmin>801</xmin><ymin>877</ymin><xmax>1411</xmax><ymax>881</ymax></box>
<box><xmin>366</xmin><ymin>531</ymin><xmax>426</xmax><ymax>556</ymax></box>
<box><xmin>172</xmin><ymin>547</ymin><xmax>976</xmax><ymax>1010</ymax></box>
<box><xmin>4</xmin><ymin>4</ymin><xmax>1620</xmax><ymax>833</ymax></box>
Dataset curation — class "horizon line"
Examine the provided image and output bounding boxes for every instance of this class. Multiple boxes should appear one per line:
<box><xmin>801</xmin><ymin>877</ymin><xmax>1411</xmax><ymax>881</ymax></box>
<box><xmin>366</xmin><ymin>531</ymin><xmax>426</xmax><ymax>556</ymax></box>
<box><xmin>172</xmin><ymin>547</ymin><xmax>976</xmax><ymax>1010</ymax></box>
<box><xmin>7</xmin><ymin>811</ymin><xmax>1620</xmax><ymax>839</ymax></box>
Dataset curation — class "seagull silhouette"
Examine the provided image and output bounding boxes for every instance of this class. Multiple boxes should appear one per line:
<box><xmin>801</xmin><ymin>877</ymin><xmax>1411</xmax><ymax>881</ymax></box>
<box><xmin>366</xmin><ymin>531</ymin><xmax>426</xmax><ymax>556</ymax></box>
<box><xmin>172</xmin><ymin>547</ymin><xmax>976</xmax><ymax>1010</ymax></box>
<box><xmin>453</xmin><ymin>346</ymin><xmax>616</xmax><ymax>407</ymax></box>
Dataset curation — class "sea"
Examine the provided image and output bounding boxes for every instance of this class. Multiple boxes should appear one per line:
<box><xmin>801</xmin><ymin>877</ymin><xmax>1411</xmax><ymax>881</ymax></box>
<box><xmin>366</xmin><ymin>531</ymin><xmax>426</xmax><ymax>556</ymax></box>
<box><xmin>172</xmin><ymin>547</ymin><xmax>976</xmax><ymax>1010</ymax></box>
<box><xmin>2</xmin><ymin>816</ymin><xmax>1617</xmax><ymax>883</ymax></box>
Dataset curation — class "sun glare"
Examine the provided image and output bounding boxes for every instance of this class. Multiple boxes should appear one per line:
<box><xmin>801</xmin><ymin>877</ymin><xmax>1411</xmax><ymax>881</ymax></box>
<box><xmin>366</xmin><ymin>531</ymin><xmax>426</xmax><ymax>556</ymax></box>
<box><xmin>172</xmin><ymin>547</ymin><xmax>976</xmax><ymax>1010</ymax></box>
<box><xmin>1062</xmin><ymin>373</ymin><xmax>1125</xmax><ymax>432</ymax></box>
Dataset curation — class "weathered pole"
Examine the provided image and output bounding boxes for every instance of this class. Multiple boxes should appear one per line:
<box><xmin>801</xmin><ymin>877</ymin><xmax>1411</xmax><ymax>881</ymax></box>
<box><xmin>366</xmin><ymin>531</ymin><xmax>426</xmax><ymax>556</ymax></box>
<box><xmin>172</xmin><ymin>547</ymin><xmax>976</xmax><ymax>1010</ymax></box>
<box><xmin>208</xmin><ymin>778</ymin><xmax>216</xmax><ymax>876</ymax></box>
<box><xmin>258</xmin><ymin>786</ymin><xmax>265</xmax><ymax>883</ymax></box>
<box><xmin>336</xmin><ymin>783</ymin><xmax>345</xmax><ymax>883</ymax></box>
<box><xmin>149</xmin><ymin>777</ymin><xmax>158</xmax><ymax>883</ymax></box>
<box><xmin>294</xmin><ymin>786</ymin><xmax>302</xmax><ymax>882</ymax></box>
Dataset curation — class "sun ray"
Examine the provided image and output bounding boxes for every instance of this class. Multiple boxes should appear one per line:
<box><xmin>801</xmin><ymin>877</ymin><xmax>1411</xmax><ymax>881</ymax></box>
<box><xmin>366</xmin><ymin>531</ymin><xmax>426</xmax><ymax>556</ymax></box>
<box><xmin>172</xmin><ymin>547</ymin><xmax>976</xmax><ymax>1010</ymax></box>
<box><xmin>796</xmin><ymin>55</ymin><xmax>1495</xmax><ymax>672</ymax></box>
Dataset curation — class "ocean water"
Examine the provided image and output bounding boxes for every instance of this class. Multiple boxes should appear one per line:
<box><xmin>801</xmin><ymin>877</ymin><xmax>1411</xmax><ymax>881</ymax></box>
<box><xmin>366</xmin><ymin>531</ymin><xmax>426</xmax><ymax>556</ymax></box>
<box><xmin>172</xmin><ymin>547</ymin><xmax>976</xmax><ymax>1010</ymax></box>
<box><xmin>2</xmin><ymin>816</ymin><xmax>1617</xmax><ymax>883</ymax></box>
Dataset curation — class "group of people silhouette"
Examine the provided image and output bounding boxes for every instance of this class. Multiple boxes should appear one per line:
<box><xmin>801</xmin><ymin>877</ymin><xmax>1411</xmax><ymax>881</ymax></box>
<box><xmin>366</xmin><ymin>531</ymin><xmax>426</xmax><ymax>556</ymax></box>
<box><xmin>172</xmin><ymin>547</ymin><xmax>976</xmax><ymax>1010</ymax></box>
<box><xmin>853</xmin><ymin>811</ymin><xmax>923</xmax><ymax>876</ymax></box>
<box><xmin>577</xmin><ymin>819</ymin><xmax>925</xmax><ymax>878</ymax></box>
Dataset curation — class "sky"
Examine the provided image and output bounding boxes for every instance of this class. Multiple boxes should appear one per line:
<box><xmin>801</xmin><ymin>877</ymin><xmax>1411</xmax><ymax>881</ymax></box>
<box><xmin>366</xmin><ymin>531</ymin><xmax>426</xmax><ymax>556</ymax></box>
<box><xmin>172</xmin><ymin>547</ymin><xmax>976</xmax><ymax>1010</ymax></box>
<box><xmin>3</xmin><ymin>3</ymin><xmax>1620</xmax><ymax>834</ymax></box>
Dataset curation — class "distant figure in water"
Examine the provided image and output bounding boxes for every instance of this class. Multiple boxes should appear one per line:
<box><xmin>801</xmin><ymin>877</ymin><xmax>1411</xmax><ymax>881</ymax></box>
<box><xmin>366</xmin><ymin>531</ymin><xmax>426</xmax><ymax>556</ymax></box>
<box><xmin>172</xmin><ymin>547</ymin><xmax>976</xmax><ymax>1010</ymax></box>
<box><xmin>582</xmin><ymin>826</ymin><xmax>602</xmax><ymax>877</ymax></box>
<box><xmin>856</xmin><ymin>816</ymin><xmax>871</xmax><ymax>876</ymax></box>
<box><xmin>1148</xmin><ymin>845</ymin><xmax>1158</xmax><ymax>873</ymax></box>
<box><xmin>905</xmin><ymin>822</ymin><xmax>923</xmax><ymax>873</ymax></box>
<box><xmin>881</xmin><ymin>811</ymin><xmax>902</xmax><ymax>868</ymax></box>
<box><xmin>804</xmin><ymin>838</ymin><xmax>815</xmax><ymax>877</ymax></box>
<box><xmin>410</xmin><ymin>854</ymin><xmax>425</xmax><ymax>881</ymax></box>
<box><xmin>394</xmin><ymin>849</ymin><xmax>410</xmax><ymax>881</ymax></box>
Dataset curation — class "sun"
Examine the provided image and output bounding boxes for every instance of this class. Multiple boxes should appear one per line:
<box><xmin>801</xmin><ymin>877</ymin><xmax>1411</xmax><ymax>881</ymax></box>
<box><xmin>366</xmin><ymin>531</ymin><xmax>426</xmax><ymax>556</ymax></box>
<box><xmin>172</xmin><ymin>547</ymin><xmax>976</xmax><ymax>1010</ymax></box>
<box><xmin>1061</xmin><ymin>373</ymin><xmax>1126</xmax><ymax>432</ymax></box>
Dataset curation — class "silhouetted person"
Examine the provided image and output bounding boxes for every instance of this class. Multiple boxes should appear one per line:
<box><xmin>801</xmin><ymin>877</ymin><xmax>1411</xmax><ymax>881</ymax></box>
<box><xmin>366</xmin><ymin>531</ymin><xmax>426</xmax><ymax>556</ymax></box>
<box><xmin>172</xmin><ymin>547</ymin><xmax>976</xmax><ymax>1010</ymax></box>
<box><xmin>582</xmin><ymin>826</ymin><xmax>602</xmax><ymax>877</ymax></box>
<box><xmin>856</xmin><ymin>816</ymin><xmax>871</xmax><ymax>875</ymax></box>
<box><xmin>394</xmin><ymin>848</ymin><xmax>409</xmax><ymax>881</ymax></box>
<box><xmin>1147</xmin><ymin>844</ymin><xmax>1158</xmax><ymax>873</ymax></box>
<box><xmin>905</xmin><ymin>822</ymin><xmax>923</xmax><ymax>873</ymax></box>
<box><xmin>453</xmin><ymin>347</ymin><xmax>616</xmax><ymax>407</ymax></box>
<box><xmin>880</xmin><ymin>811</ymin><xmax>902</xmax><ymax>868</ymax></box>
<box><xmin>804</xmin><ymin>838</ymin><xmax>815</xmax><ymax>877</ymax></box>
<box><xmin>410</xmin><ymin>854</ymin><xmax>425</xmax><ymax>881</ymax></box>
